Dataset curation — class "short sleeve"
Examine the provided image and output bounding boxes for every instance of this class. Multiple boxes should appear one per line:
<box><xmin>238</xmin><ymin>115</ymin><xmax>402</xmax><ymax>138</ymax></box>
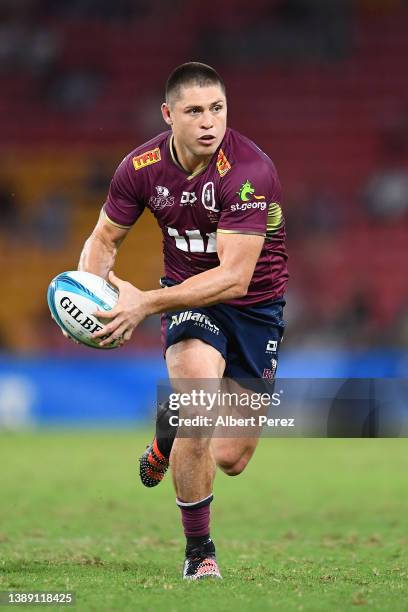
<box><xmin>103</xmin><ymin>156</ymin><xmax>145</xmax><ymax>228</ymax></box>
<box><xmin>217</xmin><ymin>161</ymin><xmax>281</xmax><ymax>237</ymax></box>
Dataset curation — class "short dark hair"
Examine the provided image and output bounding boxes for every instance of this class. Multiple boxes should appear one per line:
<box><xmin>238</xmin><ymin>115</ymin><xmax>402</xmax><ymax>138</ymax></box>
<box><xmin>165</xmin><ymin>62</ymin><xmax>226</xmax><ymax>105</ymax></box>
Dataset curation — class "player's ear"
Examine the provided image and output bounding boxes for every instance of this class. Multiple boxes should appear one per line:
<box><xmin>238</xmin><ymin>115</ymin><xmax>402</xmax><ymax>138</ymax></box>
<box><xmin>161</xmin><ymin>103</ymin><xmax>173</xmax><ymax>126</ymax></box>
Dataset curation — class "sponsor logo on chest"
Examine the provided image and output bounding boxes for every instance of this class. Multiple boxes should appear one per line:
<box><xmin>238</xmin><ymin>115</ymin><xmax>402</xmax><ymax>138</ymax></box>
<box><xmin>177</xmin><ymin>183</ymin><xmax>220</xmax><ymax>220</ymax></box>
<box><xmin>180</xmin><ymin>191</ymin><xmax>197</xmax><ymax>205</ymax></box>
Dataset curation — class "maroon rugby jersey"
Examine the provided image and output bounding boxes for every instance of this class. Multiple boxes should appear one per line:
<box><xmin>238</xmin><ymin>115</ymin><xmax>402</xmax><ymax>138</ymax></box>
<box><xmin>103</xmin><ymin>127</ymin><xmax>288</xmax><ymax>306</ymax></box>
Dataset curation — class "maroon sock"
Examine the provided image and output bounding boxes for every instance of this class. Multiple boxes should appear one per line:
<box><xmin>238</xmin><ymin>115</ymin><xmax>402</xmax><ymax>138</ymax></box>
<box><xmin>177</xmin><ymin>494</ymin><xmax>213</xmax><ymax>539</ymax></box>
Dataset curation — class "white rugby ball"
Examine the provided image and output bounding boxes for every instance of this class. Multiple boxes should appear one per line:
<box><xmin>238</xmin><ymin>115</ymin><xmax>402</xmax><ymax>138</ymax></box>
<box><xmin>47</xmin><ymin>271</ymin><xmax>120</xmax><ymax>349</ymax></box>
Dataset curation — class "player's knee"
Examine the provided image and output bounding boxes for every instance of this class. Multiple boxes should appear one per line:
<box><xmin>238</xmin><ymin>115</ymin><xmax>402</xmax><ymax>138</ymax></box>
<box><xmin>214</xmin><ymin>440</ymin><xmax>256</xmax><ymax>476</ymax></box>
<box><xmin>217</xmin><ymin>454</ymin><xmax>249</xmax><ymax>477</ymax></box>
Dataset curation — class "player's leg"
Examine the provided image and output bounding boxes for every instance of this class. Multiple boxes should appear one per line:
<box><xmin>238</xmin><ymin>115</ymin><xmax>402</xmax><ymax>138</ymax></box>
<box><xmin>211</xmin><ymin>298</ymin><xmax>286</xmax><ymax>478</ymax></box>
<box><xmin>210</xmin><ymin>377</ymin><xmax>265</xmax><ymax>476</ymax></box>
<box><xmin>168</xmin><ymin>338</ymin><xmax>224</xmax><ymax>502</ymax></box>
<box><xmin>166</xmin><ymin>338</ymin><xmax>225</xmax><ymax>502</ymax></box>
<box><xmin>139</xmin><ymin>303</ymin><xmax>228</xmax><ymax>488</ymax></box>
<box><xmin>167</xmin><ymin>339</ymin><xmax>225</xmax><ymax>580</ymax></box>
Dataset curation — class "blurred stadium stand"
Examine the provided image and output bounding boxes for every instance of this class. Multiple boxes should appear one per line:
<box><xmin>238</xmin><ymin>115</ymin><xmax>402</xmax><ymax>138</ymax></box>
<box><xmin>1</xmin><ymin>0</ymin><xmax>407</xmax><ymax>368</ymax></box>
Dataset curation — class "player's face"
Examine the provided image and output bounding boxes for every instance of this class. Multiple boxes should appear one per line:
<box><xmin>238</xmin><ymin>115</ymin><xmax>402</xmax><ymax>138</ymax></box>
<box><xmin>162</xmin><ymin>84</ymin><xmax>227</xmax><ymax>158</ymax></box>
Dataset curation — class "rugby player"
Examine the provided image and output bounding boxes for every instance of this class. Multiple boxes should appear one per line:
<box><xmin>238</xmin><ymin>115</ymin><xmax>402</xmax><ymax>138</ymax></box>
<box><xmin>78</xmin><ymin>62</ymin><xmax>288</xmax><ymax>580</ymax></box>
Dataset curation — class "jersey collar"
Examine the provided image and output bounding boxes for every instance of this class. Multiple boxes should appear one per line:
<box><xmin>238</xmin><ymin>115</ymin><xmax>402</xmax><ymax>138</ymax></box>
<box><xmin>169</xmin><ymin>135</ymin><xmax>214</xmax><ymax>181</ymax></box>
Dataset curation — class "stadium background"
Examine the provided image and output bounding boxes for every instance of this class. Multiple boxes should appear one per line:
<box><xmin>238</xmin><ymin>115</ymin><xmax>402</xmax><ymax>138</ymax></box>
<box><xmin>1</xmin><ymin>3</ymin><xmax>408</xmax><ymax>610</ymax></box>
<box><xmin>0</xmin><ymin>0</ymin><xmax>407</xmax><ymax>427</ymax></box>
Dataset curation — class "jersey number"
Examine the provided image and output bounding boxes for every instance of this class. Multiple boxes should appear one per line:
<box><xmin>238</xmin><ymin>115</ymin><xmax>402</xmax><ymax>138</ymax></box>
<box><xmin>167</xmin><ymin>227</ymin><xmax>217</xmax><ymax>253</ymax></box>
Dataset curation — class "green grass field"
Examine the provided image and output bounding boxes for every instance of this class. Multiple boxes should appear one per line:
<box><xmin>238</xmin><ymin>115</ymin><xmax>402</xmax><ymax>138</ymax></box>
<box><xmin>0</xmin><ymin>432</ymin><xmax>407</xmax><ymax>611</ymax></box>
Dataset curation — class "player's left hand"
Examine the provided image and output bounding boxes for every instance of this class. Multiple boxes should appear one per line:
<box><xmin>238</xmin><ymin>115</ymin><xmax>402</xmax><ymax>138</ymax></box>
<box><xmin>92</xmin><ymin>271</ymin><xmax>149</xmax><ymax>347</ymax></box>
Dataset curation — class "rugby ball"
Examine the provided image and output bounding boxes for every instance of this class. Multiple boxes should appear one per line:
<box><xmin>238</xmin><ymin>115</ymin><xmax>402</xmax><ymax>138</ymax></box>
<box><xmin>47</xmin><ymin>271</ymin><xmax>120</xmax><ymax>349</ymax></box>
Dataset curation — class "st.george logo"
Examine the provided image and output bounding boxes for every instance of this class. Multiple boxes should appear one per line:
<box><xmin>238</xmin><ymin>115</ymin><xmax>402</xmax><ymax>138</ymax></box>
<box><xmin>237</xmin><ymin>180</ymin><xmax>265</xmax><ymax>202</ymax></box>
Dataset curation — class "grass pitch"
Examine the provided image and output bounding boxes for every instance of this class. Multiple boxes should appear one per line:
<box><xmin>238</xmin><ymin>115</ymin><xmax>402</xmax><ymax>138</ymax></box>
<box><xmin>0</xmin><ymin>432</ymin><xmax>407</xmax><ymax>611</ymax></box>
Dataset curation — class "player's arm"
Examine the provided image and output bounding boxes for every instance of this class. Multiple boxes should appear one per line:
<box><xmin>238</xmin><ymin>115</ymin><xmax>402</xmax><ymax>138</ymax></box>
<box><xmin>78</xmin><ymin>211</ymin><xmax>129</xmax><ymax>279</ymax></box>
<box><xmin>78</xmin><ymin>148</ymin><xmax>144</xmax><ymax>278</ymax></box>
<box><xmin>148</xmin><ymin>230</ymin><xmax>263</xmax><ymax>307</ymax></box>
<box><xmin>93</xmin><ymin>230</ymin><xmax>264</xmax><ymax>346</ymax></box>
<box><xmin>78</xmin><ymin>150</ymin><xmax>144</xmax><ymax>278</ymax></box>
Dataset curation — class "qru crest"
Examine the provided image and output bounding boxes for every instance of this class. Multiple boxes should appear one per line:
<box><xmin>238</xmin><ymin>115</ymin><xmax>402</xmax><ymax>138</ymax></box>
<box><xmin>201</xmin><ymin>182</ymin><xmax>219</xmax><ymax>212</ymax></box>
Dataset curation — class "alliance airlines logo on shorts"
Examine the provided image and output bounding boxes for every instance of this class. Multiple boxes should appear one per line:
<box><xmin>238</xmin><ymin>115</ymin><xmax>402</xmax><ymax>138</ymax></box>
<box><xmin>132</xmin><ymin>147</ymin><xmax>161</xmax><ymax>171</ymax></box>
<box><xmin>169</xmin><ymin>311</ymin><xmax>220</xmax><ymax>335</ymax></box>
